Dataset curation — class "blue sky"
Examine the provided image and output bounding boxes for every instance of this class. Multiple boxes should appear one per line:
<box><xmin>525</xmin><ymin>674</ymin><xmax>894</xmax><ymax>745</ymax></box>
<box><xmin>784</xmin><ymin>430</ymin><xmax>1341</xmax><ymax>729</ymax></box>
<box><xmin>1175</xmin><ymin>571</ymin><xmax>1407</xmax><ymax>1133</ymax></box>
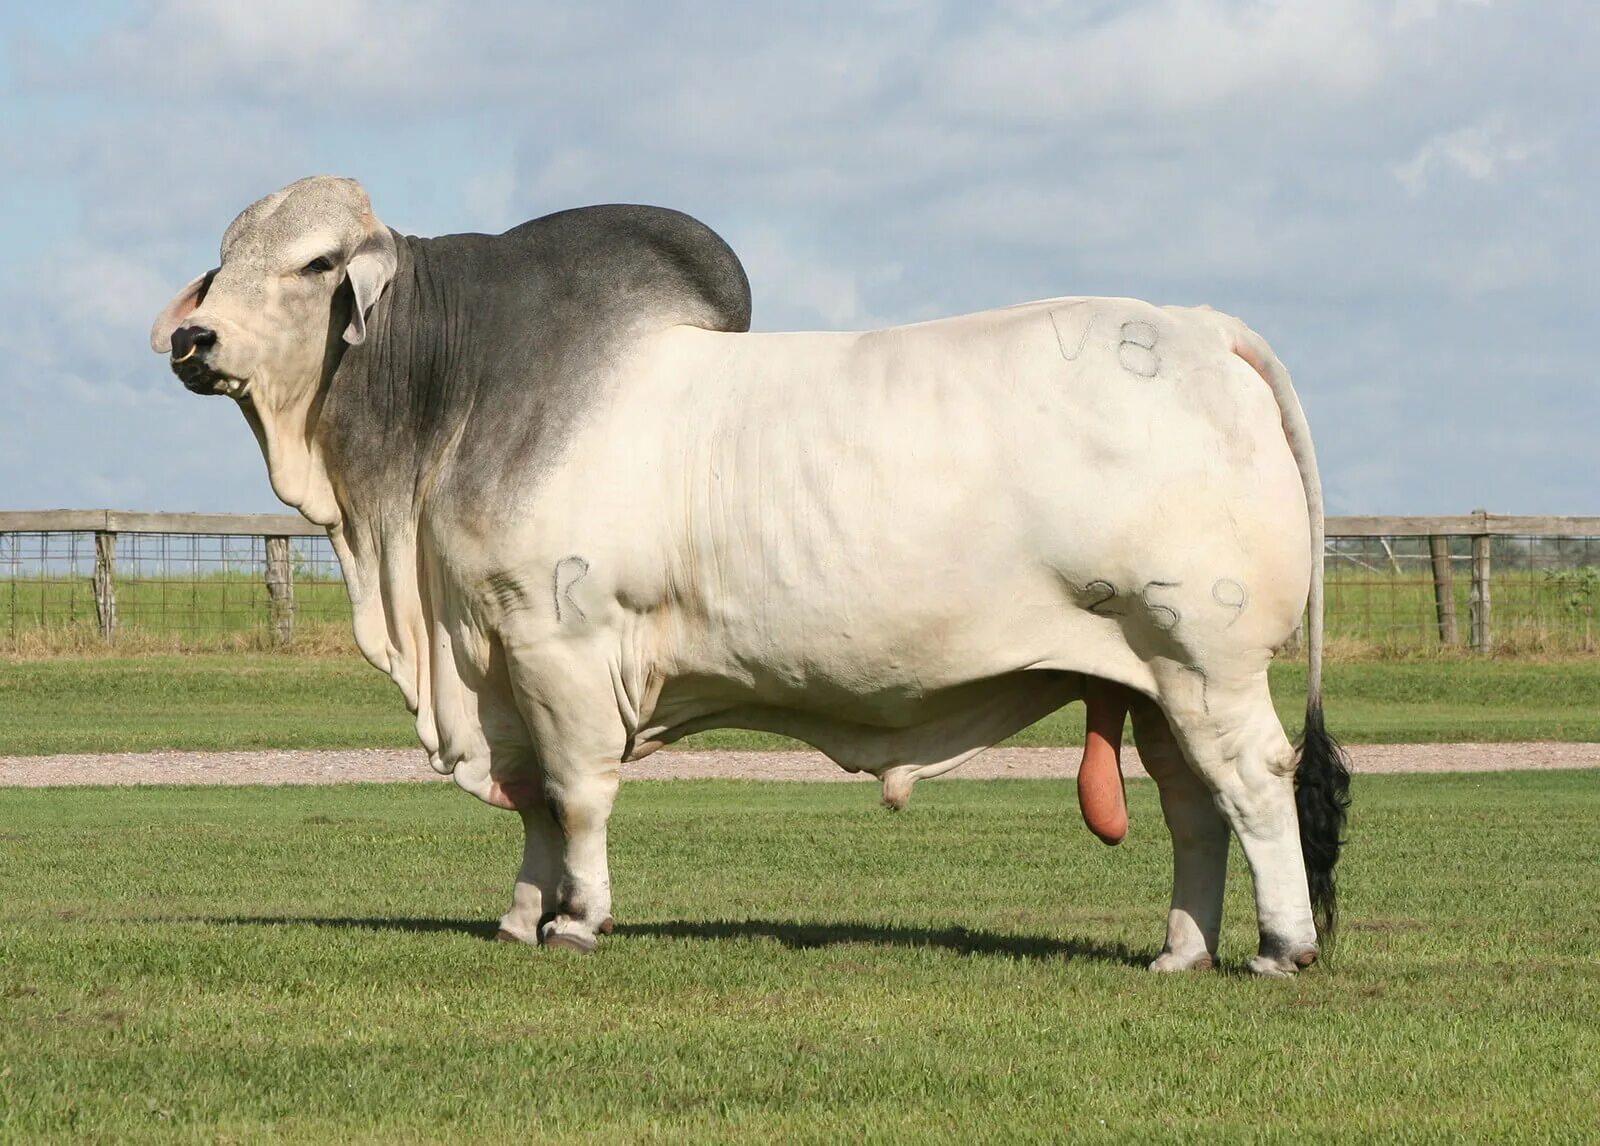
<box><xmin>1</xmin><ymin>1</ymin><xmax>1593</xmax><ymax>514</ymax></box>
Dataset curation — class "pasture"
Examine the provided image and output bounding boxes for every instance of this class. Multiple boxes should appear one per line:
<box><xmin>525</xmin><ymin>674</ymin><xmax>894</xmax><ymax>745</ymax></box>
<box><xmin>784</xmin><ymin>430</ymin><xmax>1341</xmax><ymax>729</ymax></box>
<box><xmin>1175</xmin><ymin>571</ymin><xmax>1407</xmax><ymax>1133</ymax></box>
<box><xmin>4</xmin><ymin>654</ymin><xmax>1600</xmax><ymax>757</ymax></box>
<box><xmin>2</xmin><ymin>774</ymin><xmax>1596</xmax><ymax>1141</ymax></box>
<box><xmin>3</xmin><ymin>561</ymin><xmax>1598</xmax><ymax>656</ymax></box>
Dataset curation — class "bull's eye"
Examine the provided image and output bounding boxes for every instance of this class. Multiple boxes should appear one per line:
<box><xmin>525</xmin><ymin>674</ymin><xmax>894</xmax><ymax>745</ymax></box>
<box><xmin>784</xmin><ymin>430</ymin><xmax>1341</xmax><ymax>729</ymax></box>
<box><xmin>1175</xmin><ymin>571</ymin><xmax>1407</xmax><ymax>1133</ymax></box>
<box><xmin>301</xmin><ymin>255</ymin><xmax>336</xmax><ymax>275</ymax></box>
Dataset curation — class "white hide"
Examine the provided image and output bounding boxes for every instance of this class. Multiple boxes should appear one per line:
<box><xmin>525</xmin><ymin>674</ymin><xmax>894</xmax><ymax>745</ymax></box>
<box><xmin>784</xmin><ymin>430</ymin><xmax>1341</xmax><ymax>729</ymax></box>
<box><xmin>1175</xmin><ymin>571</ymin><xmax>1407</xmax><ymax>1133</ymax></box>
<box><xmin>421</xmin><ymin>298</ymin><xmax>1311</xmax><ymax>793</ymax></box>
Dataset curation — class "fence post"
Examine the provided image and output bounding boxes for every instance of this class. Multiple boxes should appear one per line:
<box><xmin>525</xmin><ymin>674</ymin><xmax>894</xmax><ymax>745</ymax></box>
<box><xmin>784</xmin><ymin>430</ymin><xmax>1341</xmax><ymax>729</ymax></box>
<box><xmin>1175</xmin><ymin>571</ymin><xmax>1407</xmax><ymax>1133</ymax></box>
<box><xmin>1469</xmin><ymin>509</ymin><xmax>1492</xmax><ymax>652</ymax></box>
<box><xmin>93</xmin><ymin>530</ymin><xmax>118</xmax><ymax>640</ymax></box>
<box><xmin>1429</xmin><ymin>535</ymin><xmax>1458</xmax><ymax>646</ymax></box>
<box><xmin>265</xmin><ymin>535</ymin><xmax>294</xmax><ymax>645</ymax></box>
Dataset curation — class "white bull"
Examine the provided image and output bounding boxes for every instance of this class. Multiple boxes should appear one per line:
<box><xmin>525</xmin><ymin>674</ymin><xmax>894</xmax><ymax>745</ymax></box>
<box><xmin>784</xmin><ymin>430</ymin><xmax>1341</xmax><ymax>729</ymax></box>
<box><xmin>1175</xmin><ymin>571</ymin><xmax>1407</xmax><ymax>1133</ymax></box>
<box><xmin>153</xmin><ymin>176</ymin><xmax>1349</xmax><ymax>976</ymax></box>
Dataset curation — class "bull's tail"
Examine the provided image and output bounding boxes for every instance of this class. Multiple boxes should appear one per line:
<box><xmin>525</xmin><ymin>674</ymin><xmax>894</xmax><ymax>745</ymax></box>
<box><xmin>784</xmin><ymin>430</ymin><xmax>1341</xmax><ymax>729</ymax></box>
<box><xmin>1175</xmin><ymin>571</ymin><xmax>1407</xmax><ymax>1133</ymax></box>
<box><xmin>1233</xmin><ymin>327</ymin><xmax>1352</xmax><ymax>946</ymax></box>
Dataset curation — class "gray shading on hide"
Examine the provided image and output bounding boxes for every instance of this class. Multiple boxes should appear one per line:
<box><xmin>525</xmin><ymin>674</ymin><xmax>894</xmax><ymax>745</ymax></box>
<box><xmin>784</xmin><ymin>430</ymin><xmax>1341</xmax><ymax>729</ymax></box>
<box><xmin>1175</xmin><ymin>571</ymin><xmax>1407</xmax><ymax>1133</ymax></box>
<box><xmin>318</xmin><ymin>202</ymin><xmax>752</xmax><ymax>532</ymax></box>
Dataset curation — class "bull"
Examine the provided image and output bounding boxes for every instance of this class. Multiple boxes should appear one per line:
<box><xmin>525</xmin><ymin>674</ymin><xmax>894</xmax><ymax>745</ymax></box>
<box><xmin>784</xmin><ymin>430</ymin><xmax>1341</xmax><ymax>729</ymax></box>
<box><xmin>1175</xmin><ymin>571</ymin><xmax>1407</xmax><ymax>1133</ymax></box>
<box><xmin>152</xmin><ymin>176</ymin><xmax>1349</xmax><ymax>975</ymax></box>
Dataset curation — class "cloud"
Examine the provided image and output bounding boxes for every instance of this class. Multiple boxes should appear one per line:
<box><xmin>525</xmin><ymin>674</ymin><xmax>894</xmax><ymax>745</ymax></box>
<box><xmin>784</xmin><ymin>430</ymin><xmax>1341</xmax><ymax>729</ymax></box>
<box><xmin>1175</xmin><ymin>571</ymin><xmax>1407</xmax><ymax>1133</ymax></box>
<box><xmin>1392</xmin><ymin>0</ymin><xmax>1494</xmax><ymax>30</ymax></box>
<box><xmin>929</xmin><ymin>1</ymin><xmax>1390</xmax><ymax>126</ymax></box>
<box><xmin>1394</xmin><ymin>113</ymin><xmax>1549</xmax><ymax>197</ymax></box>
<box><xmin>1</xmin><ymin>0</ymin><xmax>1597</xmax><ymax>516</ymax></box>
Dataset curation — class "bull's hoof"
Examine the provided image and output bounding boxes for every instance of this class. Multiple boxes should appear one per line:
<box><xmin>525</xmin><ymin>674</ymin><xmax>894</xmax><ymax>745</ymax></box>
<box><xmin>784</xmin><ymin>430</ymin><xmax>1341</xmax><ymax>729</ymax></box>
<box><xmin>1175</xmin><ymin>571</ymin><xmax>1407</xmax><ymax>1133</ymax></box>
<box><xmin>1248</xmin><ymin>945</ymin><xmax>1318</xmax><ymax>977</ymax></box>
<box><xmin>598</xmin><ymin>916</ymin><xmax>615</xmax><ymax>936</ymax></box>
<box><xmin>1247</xmin><ymin>956</ymin><xmax>1296</xmax><ymax>978</ymax></box>
<box><xmin>541</xmin><ymin>930</ymin><xmax>598</xmax><ymax>954</ymax></box>
<box><xmin>1149</xmin><ymin>950</ymin><xmax>1216</xmax><ymax>973</ymax></box>
<box><xmin>495</xmin><ymin>927</ymin><xmax>536</xmax><ymax>946</ymax></box>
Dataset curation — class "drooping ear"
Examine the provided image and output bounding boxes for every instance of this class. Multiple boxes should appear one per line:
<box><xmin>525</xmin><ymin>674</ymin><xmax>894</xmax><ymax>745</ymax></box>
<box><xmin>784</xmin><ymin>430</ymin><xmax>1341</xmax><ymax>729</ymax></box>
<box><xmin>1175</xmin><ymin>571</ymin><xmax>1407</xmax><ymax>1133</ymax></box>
<box><xmin>343</xmin><ymin>227</ymin><xmax>397</xmax><ymax>346</ymax></box>
<box><xmin>149</xmin><ymin>269</ymin><xmax>218</xmax><ymax>353</ymax></box>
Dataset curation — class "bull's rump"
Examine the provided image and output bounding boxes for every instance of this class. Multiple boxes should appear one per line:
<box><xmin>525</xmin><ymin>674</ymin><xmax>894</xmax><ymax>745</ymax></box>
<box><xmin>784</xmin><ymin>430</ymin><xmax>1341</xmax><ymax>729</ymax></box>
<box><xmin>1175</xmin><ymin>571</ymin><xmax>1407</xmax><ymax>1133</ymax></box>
<box><xmin>501</xmin><ymin>296</ymin><xmax>1309</xmax><ymax>715</ymax></box>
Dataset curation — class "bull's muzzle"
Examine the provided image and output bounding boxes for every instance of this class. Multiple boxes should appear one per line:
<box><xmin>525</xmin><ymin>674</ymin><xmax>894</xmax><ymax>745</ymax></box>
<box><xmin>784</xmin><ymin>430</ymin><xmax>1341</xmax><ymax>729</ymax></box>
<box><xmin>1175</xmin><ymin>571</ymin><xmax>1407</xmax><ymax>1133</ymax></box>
<box><xmin>169</xmin><ymin>325</ymin><xmax>217</xmax><ymax>363</ymax></box>
<box><xmin>168</xmin><ymin>324</ymin><xmax>228</xmax><ymax>394</ymax></box>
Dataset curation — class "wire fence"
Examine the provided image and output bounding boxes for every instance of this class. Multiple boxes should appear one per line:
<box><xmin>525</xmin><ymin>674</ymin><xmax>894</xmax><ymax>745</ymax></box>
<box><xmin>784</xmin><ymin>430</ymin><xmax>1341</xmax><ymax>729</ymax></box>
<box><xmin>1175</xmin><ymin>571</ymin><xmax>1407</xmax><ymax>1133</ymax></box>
<box><xmin>1</xmin><ymin>510</ymin><xmax>1598</xmax><ymax>654</ymax></box>
<box><xmin>1325</xmin><ymin>533</ymin><xmax>1598</xmax><ymax>655</ymax></box>
<box><xmin>0</xmin><ymin>531</ymin><xmax>347</xmax><ymax>635</ymax></box>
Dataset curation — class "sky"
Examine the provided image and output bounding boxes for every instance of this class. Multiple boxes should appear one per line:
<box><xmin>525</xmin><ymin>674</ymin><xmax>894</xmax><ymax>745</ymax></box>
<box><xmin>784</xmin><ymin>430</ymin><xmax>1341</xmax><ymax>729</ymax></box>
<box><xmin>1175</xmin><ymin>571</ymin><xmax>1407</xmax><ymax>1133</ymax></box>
<box><xmin>1</xmin><ymin>0</ymin><xmax>1594</xmax><ymax>515</ymax></box>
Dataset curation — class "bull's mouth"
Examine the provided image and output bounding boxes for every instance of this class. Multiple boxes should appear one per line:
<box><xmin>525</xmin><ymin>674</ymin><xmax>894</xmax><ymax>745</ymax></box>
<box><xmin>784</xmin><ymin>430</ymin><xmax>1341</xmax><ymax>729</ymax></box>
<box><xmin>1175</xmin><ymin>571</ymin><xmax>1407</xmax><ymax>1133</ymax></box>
<box><xmin>171</xmin><ymin>357</ymin><xmax>247</xmax><ymax>397</ymax></box>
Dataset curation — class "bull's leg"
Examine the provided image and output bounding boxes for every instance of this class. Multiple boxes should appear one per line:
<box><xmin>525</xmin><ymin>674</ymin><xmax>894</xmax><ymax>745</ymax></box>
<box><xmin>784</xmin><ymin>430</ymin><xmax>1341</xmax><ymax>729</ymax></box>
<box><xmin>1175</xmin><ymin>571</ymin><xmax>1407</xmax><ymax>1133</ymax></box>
<box><xmin>535</xmin><ymin>760</ymin><xmax>621</xmax><ymax>952</ymax></box>
<box><xmin>504</xmin><ymin>640</ymin><xmax>628</xmax><ymax>953</ymax></box>
<box><xmin>496</xmin><ymin>797</ymin><xmax>563</xmax><ymax>945</ymax></box>
<box><xmin>1153</xmin><ymin>665</ymin><xmax>1319</xmax><ymax>976</ymax></box>
<box><xmin>1128</xmin><ymin>696</ymin><xmax>1228</xmax><ymax>972</ymax></box>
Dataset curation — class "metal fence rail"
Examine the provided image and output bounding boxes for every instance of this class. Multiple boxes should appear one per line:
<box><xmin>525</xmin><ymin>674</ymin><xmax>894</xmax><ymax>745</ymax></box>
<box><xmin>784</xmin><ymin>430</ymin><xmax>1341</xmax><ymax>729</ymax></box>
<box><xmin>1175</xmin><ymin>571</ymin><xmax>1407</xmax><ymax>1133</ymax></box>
<box><xmin>3</xmin><ymin>509</ymin><xmax>1599</xmax><ymax>652</ymax></box>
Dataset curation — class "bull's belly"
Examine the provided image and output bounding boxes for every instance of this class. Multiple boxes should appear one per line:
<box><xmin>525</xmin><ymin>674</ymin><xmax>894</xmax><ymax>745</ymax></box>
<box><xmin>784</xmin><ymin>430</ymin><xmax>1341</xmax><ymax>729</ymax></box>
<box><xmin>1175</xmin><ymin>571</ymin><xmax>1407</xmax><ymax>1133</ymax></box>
<box><xmin>628</xmin><ymin>567</ymin><xmax>1144</xmax><ymax>767</ymax></box>
<box><xmin>638</xmin><ymin>661</ymin><xmax>1086</xmax><ymax>775</ymax></box>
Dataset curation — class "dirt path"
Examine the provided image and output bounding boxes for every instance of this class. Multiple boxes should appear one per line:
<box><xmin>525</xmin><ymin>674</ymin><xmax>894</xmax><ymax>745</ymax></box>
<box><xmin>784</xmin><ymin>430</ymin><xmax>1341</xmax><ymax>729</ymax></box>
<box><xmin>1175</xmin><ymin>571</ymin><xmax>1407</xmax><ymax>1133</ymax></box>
<box><xmin>1</xmin><ymin>742</ymin><xmax>1596</xmax><ymax>789</ymax></box>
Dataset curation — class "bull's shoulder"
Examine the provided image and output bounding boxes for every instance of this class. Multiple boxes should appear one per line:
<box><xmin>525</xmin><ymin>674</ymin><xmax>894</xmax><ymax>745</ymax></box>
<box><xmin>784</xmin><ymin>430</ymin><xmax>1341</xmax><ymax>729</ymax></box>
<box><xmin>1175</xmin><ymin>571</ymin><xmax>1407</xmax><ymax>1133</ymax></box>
<box><xmin>496</xmin><ymin>204</ymin><xmax>752</xmax><ymax>334</ymax></box>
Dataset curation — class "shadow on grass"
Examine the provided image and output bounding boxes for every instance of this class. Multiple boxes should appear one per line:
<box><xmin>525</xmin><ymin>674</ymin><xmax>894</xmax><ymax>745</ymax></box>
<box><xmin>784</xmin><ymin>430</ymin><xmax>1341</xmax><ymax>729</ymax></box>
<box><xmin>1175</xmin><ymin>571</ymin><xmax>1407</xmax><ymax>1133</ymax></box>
<box><xmin>619</xmin><ymin>919</ymin><xmax>1147</xmax><ymax>966</ymax></box>
<box><xmin>201</xmin><ymin>914</ymin><xmax>1147</xmax><ymax>966</ymax></box>
<box><xmin>206</xmin><ymin>915</ymin><xmax>501</xmax><ymax>941</ymax></box>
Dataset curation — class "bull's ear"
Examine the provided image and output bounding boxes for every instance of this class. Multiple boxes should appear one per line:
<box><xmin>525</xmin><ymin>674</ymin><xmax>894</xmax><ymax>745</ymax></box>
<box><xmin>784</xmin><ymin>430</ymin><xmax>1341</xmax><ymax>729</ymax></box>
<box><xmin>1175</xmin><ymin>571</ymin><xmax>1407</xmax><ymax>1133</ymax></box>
<box><xmin>149</xmin><ymin>269</ymin><xmax>217</xmax><ymax>353</ymax></box>
<box><xmin>343</xmin><ymin>228</ymin><xmax>397</xmax><ymax>346</ymax></box>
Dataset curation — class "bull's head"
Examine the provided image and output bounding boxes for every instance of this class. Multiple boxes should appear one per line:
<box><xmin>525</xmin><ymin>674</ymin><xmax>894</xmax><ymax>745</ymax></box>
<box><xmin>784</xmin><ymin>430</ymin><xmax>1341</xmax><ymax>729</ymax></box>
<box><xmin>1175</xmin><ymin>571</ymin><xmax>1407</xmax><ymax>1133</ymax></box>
<box><xmin>150</xmin><ymin>176</ymin><xmax>396</xmax><ymax>403</ymax></box>
<box><xmin>150</xmin><ymin>176</ymin><xmax>397</xmax><ymax>522</ymax></box>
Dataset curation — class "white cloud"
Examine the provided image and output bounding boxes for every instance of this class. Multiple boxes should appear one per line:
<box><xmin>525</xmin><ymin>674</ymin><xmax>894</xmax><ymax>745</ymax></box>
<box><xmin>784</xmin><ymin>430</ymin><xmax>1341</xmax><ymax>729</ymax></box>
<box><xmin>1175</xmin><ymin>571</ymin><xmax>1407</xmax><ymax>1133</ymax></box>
<box><xmin>1</xmin><ymin>0</ymin><xmax>1597</xmax><ymax>514</ymax></box>
<box><xmin>930</xmin><ymin>1</ymin><xmax>1390</xmax><ymax>126</ymax></box>
<box><xmin>737</xmin><ymin>228</ymin><xmax>907</xmax><ymax>331</ymax></box>
<box><xmin>1394</xmin><ymin>114</ymin><xmax>1548</xmax><ymax>196</ymax></box>
<box><xmin>1392</xmin><ymin>0</ymin><xmax>1494</xmax><ymax>31</ymax></box>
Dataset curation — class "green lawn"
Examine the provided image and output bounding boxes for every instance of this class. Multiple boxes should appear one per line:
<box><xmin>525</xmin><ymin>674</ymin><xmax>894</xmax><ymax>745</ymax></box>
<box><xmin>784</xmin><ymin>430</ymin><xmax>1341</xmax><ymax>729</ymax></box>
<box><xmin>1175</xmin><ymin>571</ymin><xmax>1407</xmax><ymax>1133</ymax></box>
<box><xmin>1</xmin><ymin>775</ymin><xmax>1595</xmax><ymax>1141</ymax></box>
<box><xmin>3</xmin><ymin>655</ymin><xmax>1600</xmax><ymax>756</ymax></box>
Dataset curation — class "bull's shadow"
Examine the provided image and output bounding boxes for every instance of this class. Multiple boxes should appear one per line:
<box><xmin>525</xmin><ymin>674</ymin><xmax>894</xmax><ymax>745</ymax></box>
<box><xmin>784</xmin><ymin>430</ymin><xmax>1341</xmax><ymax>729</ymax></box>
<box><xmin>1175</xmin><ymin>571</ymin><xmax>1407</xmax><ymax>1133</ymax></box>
<box><xmin>203</xmin><ymin>915</ymin><xmax>1145</xmax><ymax>966</ymax></box>
<box><xmin>616</xmin><ymin>919</ymin><xmax>1145</xmax><ymax>965</ymax></box>
<box><xmin>209</xmin><ymin>915</ymin><xmax>502</xmax><ymax>940</ymax></box>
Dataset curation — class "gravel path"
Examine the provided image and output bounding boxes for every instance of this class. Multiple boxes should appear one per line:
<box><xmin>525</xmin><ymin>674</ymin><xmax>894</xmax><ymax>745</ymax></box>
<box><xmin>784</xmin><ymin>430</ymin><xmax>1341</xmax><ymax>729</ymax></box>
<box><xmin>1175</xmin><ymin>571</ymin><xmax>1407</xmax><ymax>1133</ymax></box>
<box><xmin>1</xmin><ymin>742</ymin><xmax>1596</xmax><ymax>789</ymax></box>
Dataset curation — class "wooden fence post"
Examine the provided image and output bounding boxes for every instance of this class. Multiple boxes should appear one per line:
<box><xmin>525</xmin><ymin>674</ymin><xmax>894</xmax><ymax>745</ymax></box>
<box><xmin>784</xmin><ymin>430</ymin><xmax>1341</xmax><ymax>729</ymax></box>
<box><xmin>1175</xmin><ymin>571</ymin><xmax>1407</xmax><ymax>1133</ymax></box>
<box><xmin>93</xmin><ymin>530</ymin><xmax>117</xmax><ymax>640</ymax></box>
<box><xmin>1469</xmin><ymin>515</ymin><xmax>1492</xmax><ymax>652</ymax></box>
<box><xmin>1429</xmin><ymin>535</ymin><xmax>1458</xmax><ymax>646</ymax></box>
<box><xmin>265</xmin><ymin>535</ymin><xmax>294</xmax><ymax>645</ymax></box>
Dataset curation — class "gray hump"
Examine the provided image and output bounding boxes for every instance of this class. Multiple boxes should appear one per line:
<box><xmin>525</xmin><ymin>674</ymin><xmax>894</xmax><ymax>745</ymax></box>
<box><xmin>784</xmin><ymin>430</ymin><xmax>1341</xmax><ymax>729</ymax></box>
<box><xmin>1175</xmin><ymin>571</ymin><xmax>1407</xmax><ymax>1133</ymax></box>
<box><xmin>504</xmin><ymin>204</ymin><xmax>751</xmax><ymax>333</ymax></box>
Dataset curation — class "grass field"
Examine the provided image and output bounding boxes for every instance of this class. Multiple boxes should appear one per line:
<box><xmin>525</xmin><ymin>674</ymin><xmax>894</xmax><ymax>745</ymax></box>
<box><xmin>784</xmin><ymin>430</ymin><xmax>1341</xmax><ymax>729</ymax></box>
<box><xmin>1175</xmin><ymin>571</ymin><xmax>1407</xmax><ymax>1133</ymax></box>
<box><xmin>3</xmin><ymin>654</ymin><xmax>1600</xmax><ymax>756</ymax></box>
<box><xmin>1</xmin><ymin>774</ymin><xmax>1596</xmax><ymax>1141</ymax></box>
<box><xmin>3</xmin><ymin>562</ymin><xmax>1598</xmax><ymax>655</ymax></box>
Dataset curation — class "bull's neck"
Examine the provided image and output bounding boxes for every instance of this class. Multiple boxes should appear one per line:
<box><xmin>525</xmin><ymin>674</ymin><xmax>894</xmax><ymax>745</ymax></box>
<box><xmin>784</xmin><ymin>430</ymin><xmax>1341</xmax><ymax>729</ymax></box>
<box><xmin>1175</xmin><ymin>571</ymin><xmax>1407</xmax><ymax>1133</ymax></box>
<box><xmin>298</xmin><ymin>232</ymin><xmax>473</xmax><ymax>691</ymax></box>
<box><xmin>314</xmin><ymin>233</ymin><xmax>474</xmax><ymax>532</ymax></box>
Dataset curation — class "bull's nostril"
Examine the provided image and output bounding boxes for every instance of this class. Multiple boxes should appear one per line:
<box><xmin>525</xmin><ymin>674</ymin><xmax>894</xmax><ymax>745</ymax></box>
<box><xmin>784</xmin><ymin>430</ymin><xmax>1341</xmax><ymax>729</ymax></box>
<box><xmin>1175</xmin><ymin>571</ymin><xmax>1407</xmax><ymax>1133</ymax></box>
<box><xmin>170</xmin><ymin>325</ymin><xmax>218</xmax><ymax>362</ymax></box>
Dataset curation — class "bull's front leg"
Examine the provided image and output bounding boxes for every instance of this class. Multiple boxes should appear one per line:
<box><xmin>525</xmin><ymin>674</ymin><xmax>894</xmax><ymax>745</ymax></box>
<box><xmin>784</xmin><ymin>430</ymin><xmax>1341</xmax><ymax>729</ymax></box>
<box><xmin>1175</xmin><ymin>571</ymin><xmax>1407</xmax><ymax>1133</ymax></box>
<box><xmin>1129</xmin><ymin>697</ymin><xmax>1228</xmax><ymax>971</ymax></box>
<box><xmin>536</xmin><ymin>762</ymin><xmax>621</xmax><ymax>952</ymax></box>
<box><xmin>496</xmin><ymin>798</ymin><xmax>563</xmax><ymax>945</ymax></box>
<box><xmin>502</xmin><ymin>634</ymin><xmax>629</xmax><ymax>954</ymax></box>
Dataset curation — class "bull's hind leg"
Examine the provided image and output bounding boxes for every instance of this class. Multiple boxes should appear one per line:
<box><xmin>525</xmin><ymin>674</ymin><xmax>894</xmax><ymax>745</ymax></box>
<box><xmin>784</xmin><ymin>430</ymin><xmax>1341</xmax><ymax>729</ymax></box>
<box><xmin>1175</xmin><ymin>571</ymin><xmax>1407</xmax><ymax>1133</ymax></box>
<box><xmin>1153</xmin><ymin>665</ymin><xmax>1319</xmax><ymax>976</ymax></box>
<box><xmin>1129</xmin><ymin>696</ymin><xmax>1228</xmax><ymax>972</ymax></box>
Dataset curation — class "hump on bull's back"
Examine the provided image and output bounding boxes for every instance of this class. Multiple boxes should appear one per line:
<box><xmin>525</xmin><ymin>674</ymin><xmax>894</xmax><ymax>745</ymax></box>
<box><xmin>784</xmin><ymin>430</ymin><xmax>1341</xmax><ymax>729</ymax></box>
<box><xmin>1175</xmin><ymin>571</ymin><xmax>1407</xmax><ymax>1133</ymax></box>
<box><xmin>503</xmin><ymin>203</ymin><xmax>752</xmax><ymax>335</ymax></box>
